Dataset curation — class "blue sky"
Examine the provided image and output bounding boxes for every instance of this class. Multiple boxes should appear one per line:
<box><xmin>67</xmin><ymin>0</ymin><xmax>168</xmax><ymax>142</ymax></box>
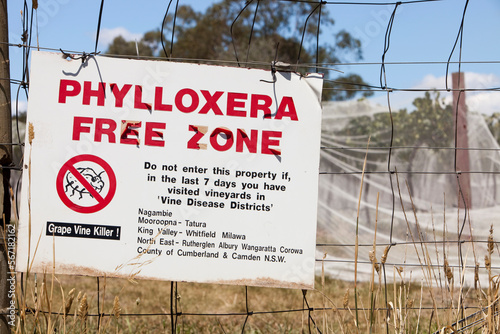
<box><xmin>7</xmin><ymin>0</ymin><xmax>500</xmax><ymax>114</ymax></box>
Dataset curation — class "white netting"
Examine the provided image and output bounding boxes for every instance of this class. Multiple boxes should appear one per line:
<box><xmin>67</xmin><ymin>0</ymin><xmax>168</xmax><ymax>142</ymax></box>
<box><xmin>317</xmin><ymin>99</ymin><xmax>500</xmax><ymax>283</ymax></box>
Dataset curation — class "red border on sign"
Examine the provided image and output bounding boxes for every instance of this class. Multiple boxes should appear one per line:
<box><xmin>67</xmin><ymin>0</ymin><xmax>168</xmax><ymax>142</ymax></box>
<box><xmin>56</xmin><ymin>154</ymin><xmax>116</xmax><ymax>214</ymax></box>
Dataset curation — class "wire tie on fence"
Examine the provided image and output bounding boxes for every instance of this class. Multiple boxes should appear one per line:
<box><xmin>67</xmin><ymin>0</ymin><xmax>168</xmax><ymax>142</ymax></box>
<box><xmin>60</xmin><ymin>48</ymin><xmax>72</xmax><ymax>59</ymax></box>
<box><xmin>59</xmin><ymin>48</ymin><xmax>101</xmax><ymax>63</ymax></box>
<box><xmin>81</xmin><ymin>51</ymin><xmax>100</xmax><ymax>64</ymax></box>
<box><xmin>260</xmin><ymin>61</ymin><xmax>278</xmax><ymax>84</ymax></box>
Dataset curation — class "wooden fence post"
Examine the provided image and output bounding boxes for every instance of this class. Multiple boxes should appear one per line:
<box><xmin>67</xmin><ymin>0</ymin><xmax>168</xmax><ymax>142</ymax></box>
<box><xmin>452</xmin><ymin>72</ymin><xmax>472</xmax><ymax>209</ymax></box>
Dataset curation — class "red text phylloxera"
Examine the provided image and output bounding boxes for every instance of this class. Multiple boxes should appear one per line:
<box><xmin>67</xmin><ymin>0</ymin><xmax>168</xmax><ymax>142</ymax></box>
<box><xmin>60</xmin><ymin>79</ymin><xmax>300</xmax><ymax>155</ymax></box>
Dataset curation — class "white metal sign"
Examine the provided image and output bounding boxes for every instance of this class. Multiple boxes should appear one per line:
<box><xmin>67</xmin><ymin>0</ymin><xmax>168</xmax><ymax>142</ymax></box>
<box><xmin>17</xmin><ymin>51</ymin><xmax>323</xmax><ymax>289</ymax></box>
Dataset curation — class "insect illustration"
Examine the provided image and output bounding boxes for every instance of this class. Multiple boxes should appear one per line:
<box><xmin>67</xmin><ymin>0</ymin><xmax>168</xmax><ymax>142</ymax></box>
<box><xmin>65</xmin><ymin>167</ymin><xmax>105</xmax><ymax>199</ymax></box>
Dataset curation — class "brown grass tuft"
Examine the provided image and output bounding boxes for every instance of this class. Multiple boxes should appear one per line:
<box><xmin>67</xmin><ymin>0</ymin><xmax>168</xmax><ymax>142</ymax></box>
<box><xmin>369</xmin><ymin>250</ymin><xmax>380</xmax><ymax>274</ymax></box>
<box><xmin>444</xmin><ymin>258</ymin><xmax>453</xmax><ymax>283</ymax></box>
<box><xmin>485</xmin><ymin>254</ymin><xmax>491</xmax><ymax>271</ymax></box>
<box><xmin>28</xmin><ymin>122</ymin><xmax>35</xmax><ymax>144</ymax></box>
<box><xmin>78</xmin><ymin>293</ymin><xmax>88</xmax><ymax>322</ymax></box>
<box><xmin>64</xmin><ymin>288</ymin><xmax>75</xmax><ymax>317</ymax></box>
<box><xmin>112</xmin><ymin>296</ymin><xmax>121</xmax><ymax>319</ymax></box>
<box><xmin>381</xmin><ymin>246</ymin><xmax>390</xmax><ymax>265</ymax></box>
<box><xmin>488</xmin><ymin>225</ymin><xmax>494</xmax><ymax>255</ymax></box>
<box><xmin>343</xmin><ymin>288</ymin><xmax>349</xmax><ymax>309</ymax></box>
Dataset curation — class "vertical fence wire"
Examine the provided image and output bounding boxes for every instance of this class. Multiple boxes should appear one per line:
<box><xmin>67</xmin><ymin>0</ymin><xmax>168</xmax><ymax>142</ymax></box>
<box><xmin>447</xmin><ymin>0</ymin><xmax>470</xmax><ymax>323</ymax></box>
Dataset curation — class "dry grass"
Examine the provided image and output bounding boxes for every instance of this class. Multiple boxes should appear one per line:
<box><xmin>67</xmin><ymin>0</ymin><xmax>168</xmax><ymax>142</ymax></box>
<box><xmin>12</xmin><ymin>267</ymin><xmax>497</xmax><ymax>334</ymax></box>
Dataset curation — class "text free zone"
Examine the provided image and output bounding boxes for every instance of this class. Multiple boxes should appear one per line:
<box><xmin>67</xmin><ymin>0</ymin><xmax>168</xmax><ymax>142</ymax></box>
<box><xmin>59</xmin><ymin>80</ymin><xmax>302</xmax><ymax>155</ymax></box>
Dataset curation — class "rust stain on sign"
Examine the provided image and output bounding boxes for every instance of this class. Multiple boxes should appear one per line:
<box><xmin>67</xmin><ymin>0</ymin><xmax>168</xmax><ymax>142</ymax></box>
<box><xmin>210</xmin><ymin>277</ymin><xmax>313</xmax><ymax>290</ymax></box>
<box><xmin>33</xmin><ymin>262</ymin><xmax>107</xmax><ymax>278</ymax></box>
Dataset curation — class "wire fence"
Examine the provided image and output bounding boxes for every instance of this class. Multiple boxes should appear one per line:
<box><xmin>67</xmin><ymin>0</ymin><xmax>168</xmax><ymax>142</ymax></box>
<box><xmin>3</xmin><ymin>0</ymin><xmax>500</xmax><ymax>332</ymax></box>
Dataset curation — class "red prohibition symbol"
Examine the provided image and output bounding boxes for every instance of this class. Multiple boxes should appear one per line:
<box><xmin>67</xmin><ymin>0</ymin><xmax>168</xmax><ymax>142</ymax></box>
<box><xmin>56</xmin><ymin>154</ymin><xmax>116</xmax><ymax>214</ymax></box>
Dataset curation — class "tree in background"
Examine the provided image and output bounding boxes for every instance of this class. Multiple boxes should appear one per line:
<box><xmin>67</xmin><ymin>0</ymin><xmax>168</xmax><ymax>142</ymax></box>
<box><xmin>106</xmin><ymin>0</ymin><xmax>372</xmax><ymax>101</ymax></box>
<box><xmin>107</xmin><ymin>36</ymin><xmax>154</xmax><ymax>57</ymax></box>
